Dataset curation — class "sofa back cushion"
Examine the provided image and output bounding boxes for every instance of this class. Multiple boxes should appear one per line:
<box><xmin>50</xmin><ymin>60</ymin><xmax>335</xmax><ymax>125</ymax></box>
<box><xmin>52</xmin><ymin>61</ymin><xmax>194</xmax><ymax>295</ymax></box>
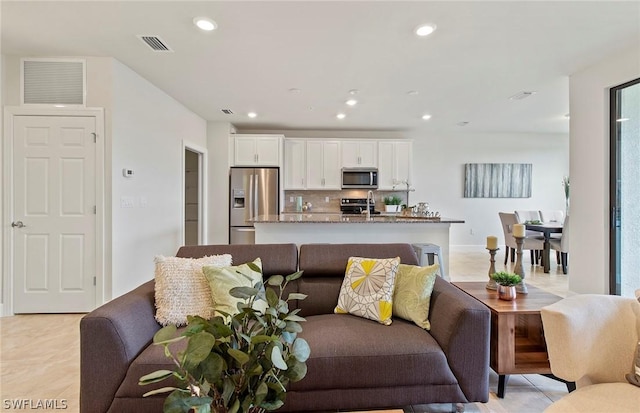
<box><xmin>297</xmin><ymin>243</ymin><xmax>419</xmax><ymax>316</ymax></box>
<box><xmin>176</xmin><ymin>244</ymin><xmax>298</xmax><ymax>277</ymax></box>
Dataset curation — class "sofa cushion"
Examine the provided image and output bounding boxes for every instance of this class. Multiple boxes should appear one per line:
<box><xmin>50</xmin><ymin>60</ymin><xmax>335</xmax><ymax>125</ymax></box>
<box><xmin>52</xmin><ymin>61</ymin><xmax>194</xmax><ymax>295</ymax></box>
<box><xmin>176</xmin><ymin>244</ymin><xmax>298</xmax><ymax>277</ymax></box>
<box><xmin>393</xmin><ymin>263</ymin><xmax>439</xmax><ymax>330</ymax></box>
<box><xmin>203</xmin><ymin>258</ymin><xmax>267</xmax><ymax>317</ymax></box>
<box><xmin>153</xmin><ymin>254</ymin><xmax>232</xmax><ymax>326</ymax></box>
<box><xmin>335</xmin><ymin>256</ymin><xmax>400</xmax><ymax>325</ymax></box>
<box><xmin>299</xmin><ymin>243</ymin><xmax>418</xmax><ymax>277</ymax></box>
<box><xmin>290</xmin><ymin>314</ymin><xmax>459</xmax><ymax>391</ymax></box>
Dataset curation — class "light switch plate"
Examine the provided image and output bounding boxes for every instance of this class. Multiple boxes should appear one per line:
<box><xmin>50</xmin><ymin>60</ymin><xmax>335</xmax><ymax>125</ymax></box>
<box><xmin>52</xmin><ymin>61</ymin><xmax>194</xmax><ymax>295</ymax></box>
<box><xmin>120</xmin><ymin>196</ymin><xmax>135</xmax><ymax>208</ymax></box>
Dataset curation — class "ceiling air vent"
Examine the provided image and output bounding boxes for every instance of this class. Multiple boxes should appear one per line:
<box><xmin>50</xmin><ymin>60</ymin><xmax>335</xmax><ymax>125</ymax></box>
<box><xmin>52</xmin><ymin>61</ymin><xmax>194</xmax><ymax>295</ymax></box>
<box><xmin>221</xmin><ymin>109</ymin><xmax>234</xmax><ymax>115</ymax></box>
<box><xmin>137</xmin><ymin>35</ymin><xmax>173</xmax><ymax>52</ymax></box>
<box><xmin>509</xmin><ymin>91</ymin><xmax>537</xmax><ymax>101</ymax></box>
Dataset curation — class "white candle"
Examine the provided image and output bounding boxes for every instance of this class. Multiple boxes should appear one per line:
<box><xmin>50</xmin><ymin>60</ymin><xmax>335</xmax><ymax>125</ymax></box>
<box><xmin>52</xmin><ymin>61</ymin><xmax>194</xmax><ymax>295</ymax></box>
<box><xmin>513</xmin><ymin>224</ymin><xmax>525</xmax><ymax>238</ymax></box>
<box><xmin>486</xmin><ymin>236</ymin><xmax>498</xmax><ymax>250</ymax></box>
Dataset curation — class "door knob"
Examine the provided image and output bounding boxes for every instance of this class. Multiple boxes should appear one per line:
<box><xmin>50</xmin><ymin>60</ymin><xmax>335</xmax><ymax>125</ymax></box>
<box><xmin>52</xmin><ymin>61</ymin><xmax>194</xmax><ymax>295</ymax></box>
<box><xmin>11</xmin><ymin>221</ymin><xmax>25</xmax><ymax>228</ymax></box>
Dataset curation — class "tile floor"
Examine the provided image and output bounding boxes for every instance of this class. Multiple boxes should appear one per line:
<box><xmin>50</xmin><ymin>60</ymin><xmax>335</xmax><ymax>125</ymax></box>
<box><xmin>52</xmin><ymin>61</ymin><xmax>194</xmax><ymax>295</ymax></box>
<box><xmin>0</xmin><ymin>249</ymin><xmax>571</xmax><ymax>413</ymax></box>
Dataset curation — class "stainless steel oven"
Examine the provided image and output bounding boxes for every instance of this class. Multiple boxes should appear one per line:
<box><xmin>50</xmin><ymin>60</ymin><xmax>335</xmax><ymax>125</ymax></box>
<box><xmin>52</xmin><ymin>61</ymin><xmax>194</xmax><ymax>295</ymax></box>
<box><xmin>341</xmin><ymin>168</ymin><xmax>378</xmax><ymax>189</ymax></box>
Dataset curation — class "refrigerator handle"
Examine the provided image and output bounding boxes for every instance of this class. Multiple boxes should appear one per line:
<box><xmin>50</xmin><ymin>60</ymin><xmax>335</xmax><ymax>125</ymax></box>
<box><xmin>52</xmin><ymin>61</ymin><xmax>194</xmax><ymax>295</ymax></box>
<box><xmin>254</xmin><ymin>174</ymin><xmax>259</xmax><ymax>218</ymax></box>
<box><xmin>249</xmin><ymin>174</ymin><xmax>254</xmax><ymax>220</ymax></box>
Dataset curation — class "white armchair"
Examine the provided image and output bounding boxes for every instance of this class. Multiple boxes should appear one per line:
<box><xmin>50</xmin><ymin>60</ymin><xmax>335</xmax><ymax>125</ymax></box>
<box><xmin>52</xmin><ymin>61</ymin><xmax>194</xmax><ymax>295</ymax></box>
<box><xmin>540</xmin><ymin>294</ymin><xmax>640</xmax><ymax>412</ymax></box>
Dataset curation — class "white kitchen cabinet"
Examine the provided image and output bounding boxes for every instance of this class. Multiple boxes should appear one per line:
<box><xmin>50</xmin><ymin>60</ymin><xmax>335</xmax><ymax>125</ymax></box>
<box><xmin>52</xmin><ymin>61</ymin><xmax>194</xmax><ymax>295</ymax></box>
<box><xmin>341</xmin><ymin>140</ymin><xmax>377</xmax><ymax>167</ymax></box>
<box><xmin>306</xmin><ymin>140</ymin><xmax>341</xmax><ymax>189</ymax></box>
<box><xmin>377</xmin><ymin>140</ymin><xmax>412</xmax><ymax>190</ymax></box>
<box><xmin>232</xmin><ymin>134</ymin><xmax>282</xmax><ymax>166</ymax></box>
<box><xmin>284</xmin><ymin>139</ymin><xmax>307</xmax><ymax>189</ymax></box>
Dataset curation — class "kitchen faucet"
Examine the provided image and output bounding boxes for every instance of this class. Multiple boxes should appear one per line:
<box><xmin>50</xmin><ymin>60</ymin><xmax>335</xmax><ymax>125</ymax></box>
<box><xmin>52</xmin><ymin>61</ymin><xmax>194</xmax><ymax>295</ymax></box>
<box><xmin>366</xmin><ymin>190</ymin><xmax>374</xmax><ymax>221</ymax></box>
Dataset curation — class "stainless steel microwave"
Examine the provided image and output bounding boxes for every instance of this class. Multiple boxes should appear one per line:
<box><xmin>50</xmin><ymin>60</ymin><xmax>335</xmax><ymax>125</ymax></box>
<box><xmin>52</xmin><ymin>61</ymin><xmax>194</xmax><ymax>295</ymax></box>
<box><xmin>341</xmin><ymin>168</ymin><xmax>378</xmax><ymax>189</ymax></box>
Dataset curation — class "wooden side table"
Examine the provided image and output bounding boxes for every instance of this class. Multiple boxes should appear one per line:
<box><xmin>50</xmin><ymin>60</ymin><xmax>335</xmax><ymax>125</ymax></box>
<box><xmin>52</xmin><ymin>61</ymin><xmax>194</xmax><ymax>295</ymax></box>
<box><xmin>452</xmin><ymin>282</ymin><xmax>572</xmax><ymax>398</ymax></box>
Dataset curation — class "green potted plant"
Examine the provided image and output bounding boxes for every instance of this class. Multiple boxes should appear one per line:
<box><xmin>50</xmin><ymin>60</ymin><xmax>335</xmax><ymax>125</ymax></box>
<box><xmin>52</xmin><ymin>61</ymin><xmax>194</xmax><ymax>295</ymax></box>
<box><xmin>383</xmin><ymin>195</ymin><xmax>403</xmax><ymax>213</ymax></box>
<box><xmin>139</xmin><ymin>268</ymin><xmax>309</xmax><ymax>413</ymax></box>
<box><xmin>491</xmin><ymin>271</ymin><xmax>522</xmax><ymax>301</ymax></box>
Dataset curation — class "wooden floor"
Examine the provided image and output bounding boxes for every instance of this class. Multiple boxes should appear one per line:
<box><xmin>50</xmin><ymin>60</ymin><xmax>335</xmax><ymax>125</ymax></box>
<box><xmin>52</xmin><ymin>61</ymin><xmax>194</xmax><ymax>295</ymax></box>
<box><xmin>0</xmin><ymin>249</ymin><xmax>570</xmax><ymax>413</ymax></box>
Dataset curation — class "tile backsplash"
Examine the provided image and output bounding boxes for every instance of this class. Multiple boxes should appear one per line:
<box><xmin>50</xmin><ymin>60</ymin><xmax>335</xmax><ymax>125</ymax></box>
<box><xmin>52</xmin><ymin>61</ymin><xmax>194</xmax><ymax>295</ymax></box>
<box><xmin>283</xmin><ymin>190</ymin><xmax>407</xmax><ymax>213</ymax></box>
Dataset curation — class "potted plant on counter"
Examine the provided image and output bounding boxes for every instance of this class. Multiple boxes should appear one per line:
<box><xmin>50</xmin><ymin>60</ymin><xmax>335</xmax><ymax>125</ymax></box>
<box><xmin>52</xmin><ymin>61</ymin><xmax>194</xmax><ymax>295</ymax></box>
<box><xmin>383</xmin><ymin>195</ymin><xmax>403</xmax><ymax>213</ymax></box>
<box><xmin>491</xmin><ymin>272</ymin><xmax>522</xmax><ymax>301</ymax></box>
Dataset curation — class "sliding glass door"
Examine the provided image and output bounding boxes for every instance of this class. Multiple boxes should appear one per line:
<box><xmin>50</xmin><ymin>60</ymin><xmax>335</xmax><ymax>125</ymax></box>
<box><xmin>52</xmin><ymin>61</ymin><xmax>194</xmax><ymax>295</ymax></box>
<box><xmin>610</xmin><ymin>78</ymin><xmax>640</xmax><ymax>296</ymax></box>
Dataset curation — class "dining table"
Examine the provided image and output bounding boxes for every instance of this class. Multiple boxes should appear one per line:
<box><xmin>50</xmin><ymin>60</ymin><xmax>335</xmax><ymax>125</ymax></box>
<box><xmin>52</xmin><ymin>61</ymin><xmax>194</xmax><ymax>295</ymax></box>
<box><xmin>525</xmin><ymin>222</ymin><xmax>563</xmax><ymax>273</ymax></box>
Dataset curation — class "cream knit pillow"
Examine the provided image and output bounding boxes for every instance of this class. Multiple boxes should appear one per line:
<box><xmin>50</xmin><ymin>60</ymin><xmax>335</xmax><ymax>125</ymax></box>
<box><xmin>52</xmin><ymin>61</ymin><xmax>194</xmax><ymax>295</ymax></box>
<box><xmin>154</xmin><ymin>254</ymin><xmax>232</xmax><ymax>326</ymax></box>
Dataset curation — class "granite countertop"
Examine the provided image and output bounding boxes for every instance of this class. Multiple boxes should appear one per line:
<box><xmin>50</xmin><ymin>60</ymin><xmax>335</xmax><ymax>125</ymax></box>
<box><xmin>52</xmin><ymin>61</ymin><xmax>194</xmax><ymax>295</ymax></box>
<box><xmin>251</xmin><ymin>213</ymin><xmax>465</xmax><ymax>224</ymax></box>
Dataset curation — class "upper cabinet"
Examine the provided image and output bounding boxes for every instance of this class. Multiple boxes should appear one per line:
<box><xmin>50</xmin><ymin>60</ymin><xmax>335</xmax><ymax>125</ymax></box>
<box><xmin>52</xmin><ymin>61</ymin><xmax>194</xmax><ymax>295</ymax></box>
<box><xmin>284</xmin><ymin>139</ymin><xmax>307</xmax><ymax>189</ymax></box>
<box><xmin>306</xmin><ymin>140</ymin><xmax>341</xmax><ymax>190</ymax></box>
<box><xmin>377</xmin><ymin>140</ymin><xmax>412</xmax><ymax>190</ymax></box>
<box><xmin>341</xmin><ymin>140</ymin><xmax>377</xmax><ymax>168</ymax></box>
<box><xmin>231</xmin><ymin>134</ymin><xmax>282</xmax><ymax>166</ymax></box>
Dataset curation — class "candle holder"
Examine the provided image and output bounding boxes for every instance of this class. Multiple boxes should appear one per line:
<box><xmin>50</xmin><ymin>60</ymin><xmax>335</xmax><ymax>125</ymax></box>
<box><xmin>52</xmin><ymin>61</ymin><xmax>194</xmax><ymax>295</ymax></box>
<box><xmin>486</xmin><ymin>247</ymin><xmax>499</xmax><ymax>290</ymax></box>
<box><xmin>513</xmin><ymin>235</ymin><xmax>529</xmax><ymax>294</ymax></box>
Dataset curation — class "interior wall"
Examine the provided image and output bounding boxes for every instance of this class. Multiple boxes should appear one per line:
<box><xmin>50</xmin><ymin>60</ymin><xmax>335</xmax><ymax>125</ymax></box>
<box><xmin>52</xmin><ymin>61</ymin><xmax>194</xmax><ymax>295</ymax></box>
<box><xmin>569</xmin><ymin>45</ymin><xmax>640</xmax><ymax>295</ymax></box>
<box><xmin>207</xmin><ymin>121</ymin><xmax>235</xmax><ymax>244</ymax></box>
<box><xmin>111</xmin><ymin>60</ymin><xmax>206</xmax><ymax>298</ymax></box>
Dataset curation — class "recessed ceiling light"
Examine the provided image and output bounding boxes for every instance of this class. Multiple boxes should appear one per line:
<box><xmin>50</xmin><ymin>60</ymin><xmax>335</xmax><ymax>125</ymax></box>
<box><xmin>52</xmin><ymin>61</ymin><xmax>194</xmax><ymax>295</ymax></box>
<box><xmin>407</xmin><ymin>90</ymin><xmax>419</xmax><ymax>95</ymax></box>
<box><xmin>422</xmin><ymin>114</ymin><xmax>432</xmax><ymax>120</ymax></box>
<box><xmin>289</xmin><ymin>88</ymin><xmax>301</xmax><ymax>93</ymax></box>
<box><xmin>336</xmin><ymin>113</ymin><xmax>346</xmax><ymax>120</ymax></box>
<box><xmin>457</xmin><ymin>121</ymin><xmax>470</xmax><ymax>126</ymax></box>
<box><xmin>348</xmin><ymin>89</ymin><xmax>359</xmax><ymax>95</ymax></box>
<box><xmin>346</xmin><ymin>99</ymin><xmax>358</xmax><ymax>106</ymax></box>
<box><xmin>193</xmin><ymin>17</ymin><xmax>217</xmax><ymax>31</ymax></box>
<box><xmin>415</xmin><ymin>24</ymin><xmax>436</xmax><ymax>37</ymax></box>
<box><xmin>247</xmin><ymin>112</ymin><xmax>257</xmax><ymax>118</ymax></box>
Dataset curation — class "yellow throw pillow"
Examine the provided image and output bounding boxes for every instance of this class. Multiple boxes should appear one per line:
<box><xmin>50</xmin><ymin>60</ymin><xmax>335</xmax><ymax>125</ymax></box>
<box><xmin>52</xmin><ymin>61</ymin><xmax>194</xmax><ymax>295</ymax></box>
<box><xmin>202</xmin><ymin>258</ymin><xmax>267</xmax><ymax>317</ymax></box>
<box><xmin>392</xmin><ymin>264</ymin><xmax>439</xmax><ymax>330</ymax></box>
<box><xmin>334</xmin><ymin>256</ymin><xmax>400</xmax><ymax>325</ymax></box>
<box><xmin>154</xmin><ymin>254</ymin><xmax>232</xmax><ymax>326</ymax></box>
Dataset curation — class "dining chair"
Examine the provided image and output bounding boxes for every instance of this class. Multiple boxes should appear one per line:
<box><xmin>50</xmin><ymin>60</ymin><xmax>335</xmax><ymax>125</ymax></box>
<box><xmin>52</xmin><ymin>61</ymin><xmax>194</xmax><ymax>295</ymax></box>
<box><xmin>539</xmin><ymin>210</ymin><xmax>565</xmax><ymax>224</ymax></box>
<box><xmin>514</xmin><ymin>210</ymin><xmax>545</xmax><ymax>264</ymax></box>
<box><xmin>499</xmin><ymin>212</ymin><xmax>545</xmax><ymax>265</ymax></box>
<box><xmin>550</xmin><ymin>214</ymin><xmax>569</xmax><ymax>274</ymax></box>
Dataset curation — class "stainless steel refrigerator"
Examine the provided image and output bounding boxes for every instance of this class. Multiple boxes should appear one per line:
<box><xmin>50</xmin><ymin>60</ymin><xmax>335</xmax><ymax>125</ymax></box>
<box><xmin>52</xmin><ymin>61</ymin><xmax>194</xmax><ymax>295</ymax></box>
<box><xmin>229</xmin><ymin>167</ymin><xmax>279</xmax><ymax>244</ymax></box>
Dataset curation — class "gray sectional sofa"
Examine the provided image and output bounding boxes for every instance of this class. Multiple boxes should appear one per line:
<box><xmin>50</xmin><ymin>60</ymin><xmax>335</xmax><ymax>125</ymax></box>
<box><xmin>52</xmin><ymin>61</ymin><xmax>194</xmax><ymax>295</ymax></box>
<box><xmin>80</xmin><ymin>243</ymin><xmax>490</xmax><ymax>413</ymax></box>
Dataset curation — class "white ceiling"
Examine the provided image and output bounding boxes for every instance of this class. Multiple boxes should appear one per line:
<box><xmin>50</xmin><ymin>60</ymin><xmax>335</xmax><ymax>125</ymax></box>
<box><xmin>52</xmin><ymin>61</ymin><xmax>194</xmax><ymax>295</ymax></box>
<box><xmin>2</xmin><ymin>1</ymin><xmax>639</xmax><ymax>135</ymax></box>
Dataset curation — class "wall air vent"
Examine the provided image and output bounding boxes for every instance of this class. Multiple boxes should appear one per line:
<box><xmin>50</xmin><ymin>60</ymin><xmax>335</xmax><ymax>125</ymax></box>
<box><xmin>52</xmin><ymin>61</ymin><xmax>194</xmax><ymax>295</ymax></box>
<box><xmin>22</xmin><ymin>58</ymin><xmax>86</xmax><ymax>105</ymax></box>
<box><xmin>138</xmin><ymin>35</ymin><xmax>173</xmax><ymax>52</ymax></box>
<box><xmin>221</xmin><ymin>109</ymin><xmax>234</xmax><ymax>115</ymax></box>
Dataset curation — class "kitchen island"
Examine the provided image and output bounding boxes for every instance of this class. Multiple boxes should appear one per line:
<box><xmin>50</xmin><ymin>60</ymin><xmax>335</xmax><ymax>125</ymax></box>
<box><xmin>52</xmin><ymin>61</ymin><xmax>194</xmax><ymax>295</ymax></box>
<box><xmin>251</xmin><ymin>213</ymin><xmax>464</xmax><ymax>275</ymax></box>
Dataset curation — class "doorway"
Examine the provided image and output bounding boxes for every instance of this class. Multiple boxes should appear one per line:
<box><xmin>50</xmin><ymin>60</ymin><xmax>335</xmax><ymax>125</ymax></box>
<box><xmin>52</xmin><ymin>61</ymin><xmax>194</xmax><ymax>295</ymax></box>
<box><xmin>183</xmin><ymin>144</ymin><xmax>207</xmax><ymax>246</ymax></box>
<box><xmin>610</xmin><ymin>77</ymin><xmax>640</xmax><ymax>296</ymax></box>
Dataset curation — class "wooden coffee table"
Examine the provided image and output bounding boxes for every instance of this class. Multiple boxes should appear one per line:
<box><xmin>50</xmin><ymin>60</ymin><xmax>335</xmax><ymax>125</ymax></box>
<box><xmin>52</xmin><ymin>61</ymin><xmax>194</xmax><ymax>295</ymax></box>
<box><xmin>452</xmin><ymin>282</ymin><xmax>571</xmax><ymax>398</ymax></box>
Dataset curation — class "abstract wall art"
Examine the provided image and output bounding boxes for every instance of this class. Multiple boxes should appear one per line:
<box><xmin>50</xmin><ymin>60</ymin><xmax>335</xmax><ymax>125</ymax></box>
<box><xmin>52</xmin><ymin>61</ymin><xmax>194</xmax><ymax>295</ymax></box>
<box><xmin>464</xmin><ymin>163</ymin><xmax>532</xmax><ymax>198</ymax></box>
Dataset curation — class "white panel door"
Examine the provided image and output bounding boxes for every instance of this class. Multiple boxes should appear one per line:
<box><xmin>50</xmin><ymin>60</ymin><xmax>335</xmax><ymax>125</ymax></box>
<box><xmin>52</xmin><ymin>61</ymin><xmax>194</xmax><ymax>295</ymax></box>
<box><xmin>12</xmin><ymin>115</ymin><xmax>96</xmax><ymax>313</ymax></box>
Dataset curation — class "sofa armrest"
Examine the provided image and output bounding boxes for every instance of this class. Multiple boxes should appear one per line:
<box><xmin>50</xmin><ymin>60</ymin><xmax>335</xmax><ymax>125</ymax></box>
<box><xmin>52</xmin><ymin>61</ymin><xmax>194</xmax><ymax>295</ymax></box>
<box><xmin>80</xmin><ymin>280</ymin><xmax>160</xmax><ymax>413</ymax></box>
<box><xmin>428</xmin><ymin>277</ymin><xmax>491</xmax><ymax>402</ymax></box>
<box><xmin>540</xmin><ymin>294</ymin><xmax>640</xmax><ymax>387</ymax></box>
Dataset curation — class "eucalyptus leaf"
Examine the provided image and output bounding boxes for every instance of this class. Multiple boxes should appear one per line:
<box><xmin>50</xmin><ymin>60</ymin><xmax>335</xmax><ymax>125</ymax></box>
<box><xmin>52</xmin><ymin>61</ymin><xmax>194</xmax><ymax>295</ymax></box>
<box><xmin>284</xmin><ymin>314</ymin><xmax>306</xmax><ymax>322</ymax></box>
<box><xmin>266</xmin><ymin>275</ymin><xmax>284</xmax><ymax>286</ymax></box>
<box><xmin>228</xmin><ymin>399</ymin><xmax>240</xmax><ymax>413</ymax></box>
<box><xmin>284</xmin><ymin>359</ymin><xmax>308</xmax><ymax>382</ymax></box>
<box><xmin>287</xmin><ymin>292</ymin><xmax>308</xmax><ymax>301</ymax></box>
<box><xmin>184</xmin><ymin>332</ymin><xmax>215</xmax><ymax>369</ymax></box>
<box><xmin>292</xmin><ymin>338</ymin><xmax>311</xmax><ymax>362</ymax></box>
<box><xmin>138</xmin><ymin>369</ymin><xmax>175</xmax><ymax>385</ymax></box>
<box><xmin>163</xmin><ymin>390</ymin><xmax>212</xmax><ymax>413</ymax></box>
<box><xmin>153</xmin><ymin>325</ymin><xmax>179</xmax><ymax>344</ymax></box>
<box><xmin>254</xmin><ymin>381</ymin><xmax>269</xmax><ymax>406</ymax></box>
<box><xmin>281</xmin><ymin>331</ymin><xmax>296</xmax><ymax>344</ymax></box>
<box><xmin>230</xmin><ymin>286</ymin><xmax>259</xmax><ymax>300</ymax></box>
<box><xmin>228</xmin><ymin>348</ymin><xmax>250</xmax><ymax>365</ymax></box>
<box><xmin>265</xmin><ymin>288</ymin><xmax>279</xmax><ymax>307</ymax></box>
<box><xmin>142</xmin><ymin>386</ymin><xmax>179</xmax><ymax>397</ymax></box>
<box><xmin>201</xmin><ymin>352</ymin><xmax>226</xmax><ymax>383</ymax></box>
<box><xmin>260</xmin><ymin>399</ymin><xmax>285</xmax><ymax>411</ymax></box>
<box><xmin>251</xmin><ymin>334</ymin><xmax>275</xmax><ymax>344</ymax></box>
<box><xmin>285</xmin><ymin>321</ymin><xmax>303</xmax><ymax>333</ymax></box>
<box><xmin>270</xmin><ymin>346</ymin><xmax>288</xmax><ymax>370</ymax></box>
<box><xmin>222</xmin><ymin>377</ymin><xmax>235</xmax><ymax>405</ymax></box>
